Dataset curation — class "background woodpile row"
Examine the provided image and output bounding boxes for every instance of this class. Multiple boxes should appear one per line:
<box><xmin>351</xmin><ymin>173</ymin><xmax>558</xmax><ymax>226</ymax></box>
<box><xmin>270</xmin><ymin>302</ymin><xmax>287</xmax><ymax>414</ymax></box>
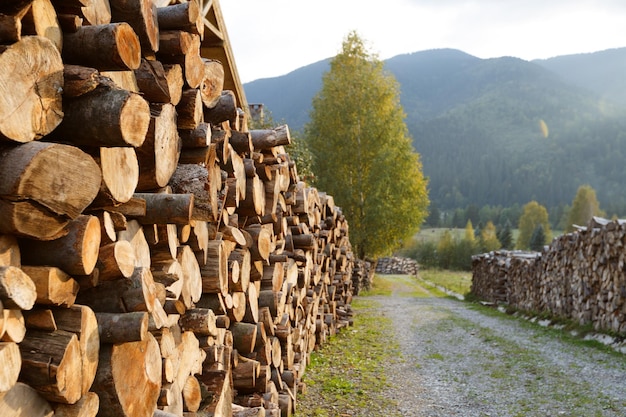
<box><xmin>471</xmin><ymin>217</ymin><xmax>626</xmax><ymax>335</ymax></box>
<box><xmin>0</xmin><ymin>1</ymin><xmax>358</xmax><ymax>416</ymax></box>
<box><xmin>375</xmin><ymin>257</ymin><xmax>419</xmax><ymax>277</ymax></box>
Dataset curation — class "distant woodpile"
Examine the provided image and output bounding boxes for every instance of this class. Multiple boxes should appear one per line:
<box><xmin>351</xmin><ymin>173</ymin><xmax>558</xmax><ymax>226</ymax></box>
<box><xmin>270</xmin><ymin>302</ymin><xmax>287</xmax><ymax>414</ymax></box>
<box><xmin>471</xmin><ymin>217</ymin><xmax>626</xmax><ymax>335</ymax></box>
<box><xmin>0</xmin><ymin>1</ymin><xmax>358</xmax><ymax>417</ymax></box>
<box><xmin>375</xmin><ymin>257</ymin><xmax>420</xmax><ymax>276</ymax></box>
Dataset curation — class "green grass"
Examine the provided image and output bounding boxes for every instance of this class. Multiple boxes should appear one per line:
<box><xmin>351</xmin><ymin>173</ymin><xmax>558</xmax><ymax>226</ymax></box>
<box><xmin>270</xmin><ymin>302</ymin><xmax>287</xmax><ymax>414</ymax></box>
<box><xmin>420</xmin><ymin>269</ymin><xmax>473</xmax><ymax>295</ymax></box>
<box><xmin>294</xmin><ymin>297</ymin><xmax>403</xmax><ymax>417</ymax></box>
<box><xmin>362</xmin><ymin>274</ymin><xmax>432</xmax><ymax>297</ymax></box>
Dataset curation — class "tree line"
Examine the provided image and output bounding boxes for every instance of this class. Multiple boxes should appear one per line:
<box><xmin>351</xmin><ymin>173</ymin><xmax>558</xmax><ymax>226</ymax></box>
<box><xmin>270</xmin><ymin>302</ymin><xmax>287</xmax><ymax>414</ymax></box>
<box><xmin>401</xmin><ymin>184</ymin><xmax>605</xmax><ymax>270</ymax></box>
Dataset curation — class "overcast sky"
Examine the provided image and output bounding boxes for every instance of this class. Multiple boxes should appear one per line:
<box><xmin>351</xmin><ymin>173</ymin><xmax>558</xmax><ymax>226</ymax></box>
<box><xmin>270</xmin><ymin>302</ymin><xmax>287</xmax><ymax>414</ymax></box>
<box><xmin>219</xmin><ymin>0</ymin><xmax>626</xmax><ymax>83</ymax></box>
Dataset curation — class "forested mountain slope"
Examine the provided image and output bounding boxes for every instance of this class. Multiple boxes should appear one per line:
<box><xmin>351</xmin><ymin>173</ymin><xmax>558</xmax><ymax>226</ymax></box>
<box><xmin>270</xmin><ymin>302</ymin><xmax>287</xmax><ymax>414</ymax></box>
<box><xmin>244</xmin><ymin>48</ymin><xmax>626</xmax><ymax>211</ymax></box>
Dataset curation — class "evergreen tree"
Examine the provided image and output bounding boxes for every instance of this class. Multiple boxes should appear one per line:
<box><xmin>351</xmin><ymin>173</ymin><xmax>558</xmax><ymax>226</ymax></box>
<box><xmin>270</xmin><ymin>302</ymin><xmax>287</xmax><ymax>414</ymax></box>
<box><xmin>464</xmin><ymin>220</ymin><xmax>475</xmax><ymax>242</ymax></box>
<box><xmin>496</xmin><ymin>221</ymin><xmax>513</xmax><ymax>249</ymax></box>
<box><xmin>516</xmin><ymin>201</ymin><xmax>551</xmax><ymax>250</ymax></box>
<box><xmin>529</xmin><ymin>225</ymin><xmax>546</xmax><ymax>251</ymax></box>
<box><xmin>304</xmin><ymin>31</ymin><xmax>429</xmax><ymax>258</ymax></box>
<box><xmin>566</xmin><ymin>185</ymin><xmax>604</xmax><ymax>232</ymax></box>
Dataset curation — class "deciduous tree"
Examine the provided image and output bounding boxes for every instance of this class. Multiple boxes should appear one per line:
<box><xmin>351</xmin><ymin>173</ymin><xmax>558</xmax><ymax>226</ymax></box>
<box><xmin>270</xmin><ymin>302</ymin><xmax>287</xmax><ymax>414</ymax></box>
<box><xmin>516</xmin><ymin>201</ymin><xmax>551</xmax><ymax>250</ymax></box>
<box><xmin>304</xmin><ymin>31</ymin><xmax>429</xmax><ymax>258</ymax></box>
<box><xmin>566</xmin><ymin>184</ymin><xmax>604</xmax><ymax>232</ymax></box>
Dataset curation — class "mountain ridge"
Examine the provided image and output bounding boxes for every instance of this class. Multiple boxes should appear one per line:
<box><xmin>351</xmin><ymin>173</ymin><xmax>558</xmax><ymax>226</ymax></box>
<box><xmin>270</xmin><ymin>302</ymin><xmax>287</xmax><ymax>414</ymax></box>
<box><xmin>244</xmin><ymin>47</ymin><xmax>626</xmax><ymax>213</ymax></box>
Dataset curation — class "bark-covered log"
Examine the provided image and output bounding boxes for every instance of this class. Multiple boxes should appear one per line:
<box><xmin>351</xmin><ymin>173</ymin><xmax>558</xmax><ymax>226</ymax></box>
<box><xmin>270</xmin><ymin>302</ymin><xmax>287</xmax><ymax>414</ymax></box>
<box><xmin>62</xmin><ymin>22</ymin><xmax>141</xmax><ymax>70</ymax></box>
<box><xmin>56</xmin><ymin>87</ymin><xmax>150</xmax><ymax>148</ymax></box>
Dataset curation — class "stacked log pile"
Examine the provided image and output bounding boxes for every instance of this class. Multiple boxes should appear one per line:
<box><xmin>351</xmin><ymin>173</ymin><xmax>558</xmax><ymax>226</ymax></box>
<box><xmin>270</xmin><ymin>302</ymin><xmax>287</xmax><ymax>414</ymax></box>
<box><xmin>0</xmin><ymin>1</ymin><xmax>357</xmax><ymax>417</ymax></box>
<box><xmin>471</xmin><ymin>217</ymin><xmax>626</xmax><ymax>335</ymax></box>
<box><xmin>375</xmin><ymin>256</ymin><xmax>419</xmax><ymax>276</ymax></box>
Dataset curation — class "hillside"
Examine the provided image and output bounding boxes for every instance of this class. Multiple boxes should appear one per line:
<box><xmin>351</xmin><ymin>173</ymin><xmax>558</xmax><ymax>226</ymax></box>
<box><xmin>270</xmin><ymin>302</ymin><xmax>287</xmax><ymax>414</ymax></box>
<box><xmin>534</xmin><ymin>47</ymin><xmax>626</xmax><ymax>106</ymax></box>
<box><xmin>244</xmin><ymin>48</ymin><xmax>626</xmax><ymax>212</ymax></box>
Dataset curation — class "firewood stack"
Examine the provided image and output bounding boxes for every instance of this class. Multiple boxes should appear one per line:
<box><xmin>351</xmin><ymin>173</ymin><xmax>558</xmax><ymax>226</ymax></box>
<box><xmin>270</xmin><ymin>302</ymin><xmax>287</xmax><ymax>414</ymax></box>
<box><xmin>471</xmin><ymin>217</ymin><xmax>626</xmax><ymax>335</ymax></box>
<box><xmin>0</xmin><ymin>1</ymin><xmax>357</xmax><ymax>417</ymax></box>
<box><xmin>375</xmin><ymin>256</ymin><xmax>420</xmax><ymax>276</ymax></box>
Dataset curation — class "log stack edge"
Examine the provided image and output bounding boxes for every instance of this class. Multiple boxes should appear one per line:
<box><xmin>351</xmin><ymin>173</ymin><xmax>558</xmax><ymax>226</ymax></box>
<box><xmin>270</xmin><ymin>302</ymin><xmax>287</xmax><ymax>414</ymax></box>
<box><xmin>0</xmin><ymin>1</ymin><xmax>366</xmax><ymax>416</ymax></box>
<box><xmin>471</xmin><ymin>217</ymin><xmax>626</xmax><ymax>335</ymax></box>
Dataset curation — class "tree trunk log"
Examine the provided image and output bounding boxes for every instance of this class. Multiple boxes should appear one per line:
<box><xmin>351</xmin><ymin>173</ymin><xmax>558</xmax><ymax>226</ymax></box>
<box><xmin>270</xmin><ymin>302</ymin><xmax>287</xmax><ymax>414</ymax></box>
<box><xmin>1</xmin><ymin>309</ymin><xmax>26</xmax><ymax>343</ymax></box>
<box><xmin>0</xmin><ymin>141</ymin><xmax>101</xmax><ymax>220</ymax></box>
<box><xmin>19</xmin><ymin>214</ymin><xmax>101</xmax><ymax>276</ymax></box>
<box><xmin>62</xmin><ymin>22</ymin><xmax>141</xmax><ymax>70</ymax></box>
<box><xmin>0</xmin><ymin>266</ymin><xmax>36</xmax><ymax>310</ymax></box>
<box><xmin>20</xmin><ymin>266</ymin><xmax>78</xmax><ymax>307</ymax></box>
<box><xmin>51</xmin><ymin>304</ymin><xmax>100</xmax><ymax>396</ymax></box>
<box><xmin>0</xmin><ymin>36</ymin><xmax>63</xmax><ymax>143</ymax></box>
<box><xmin>19</xmin><ymin>329</ymin><xmax>83</xmax><ymax>404</ymax></box>
<box><xmin>204</xmin><ymin>90</ymin><xmax>237</xmax><ymax>125</ymax></box>
<box><xmin>176</xmin><ymin>88</ymin><xmax>203</xmax><ymax>130</ymax></box>
<box><xmin>93</xmin><ymin>332</ymin><xmax>161</xmax><ymax>417</ymax></box>
<box><xmin>134</xmin><ymin>58</ymin><xmax>171</xmax><ymax>103</ymax></box>
<box><xmin>156</xmin><ymin>0</ymin><xmax>202</xmax><ymax>36</ymax></box>
<box><xmin>109</xmin><ymin>0</ymin><xmax>159</xmax><ymax>55</ymax></box>
<box><xmin>96</xmin><ymin>311</ymin><xmax>148</xmax><ymax>343</ymax></box>
<box><xmin>0</xmin><ymin>342</ymin><xmax>20</xmax><ymax>392</ymax></box>
<box><xmin>95</xmin><ymin>240</ymin><xmax>136</xmax><ymax>281</ymax></box>
<box><xmin>136</xmin><ymin>103</ymin><xmax>181</xmax><ymax>191</ymax></box>
<box><xmin>52</xmin><ymin>391</ymin><xmax>99</xmax><ymax>417</ymax></box>
<box><xmin>250</xmin><ymin>125</ymin><xmax>291</xmax><ymax>151</ymax></box>
<box><xmin>0</xmin><ymin>382</ymin><xmax>53</xmax><ymax>417</ymax></box>
<box><xmin>57</xmin><ymin>86</ymin><xmax>150</xmax><ymax>148</ymax></box>
<box><xmin>95</xmin><ymin>147</ymin><xmax>140</xmax><ymax>205</ymax></box>
<box><xmin>134</xmin><ymin>193</ymin><xmax>194</xmax><ymax>225</ymax></box>
<box><xmin>200</xmin><ymin>59</ymin><xmax>224</xmax><ymax>108</ymax></box>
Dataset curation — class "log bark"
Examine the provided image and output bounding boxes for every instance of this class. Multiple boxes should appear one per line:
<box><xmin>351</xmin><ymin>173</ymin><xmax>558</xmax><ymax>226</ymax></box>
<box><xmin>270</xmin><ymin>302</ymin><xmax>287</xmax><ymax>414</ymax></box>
<box><xmin>62</xmin><ymin>22</ymin><xmax>141</xmax><ymax>70</ymax></box>
<box><xmin>0</xmin><ymin>382</ymin><xmax>53</xmax><ymax>417</ymax></box>
<box><xmin>0</xmin><ymin>200</ymin><xmax>68</xmax><ymax>240</ymax></box>
<box><xmin>136</xmin><ymin>106</ymin><xmax>181</xmax><ymax>192</ymax></box>
<box><xmin>20</xmin><ymin>266</ymin><xmax>78</xmax><ymax>307</ymax></box>
<box><xmin>156</xmin><ymin>0</ymin><xmax>202</xmax><ymax>36</ymax></box>
<box><xmin>0</xmin><ymin>36</ymin><xmax>63</xmax><ymax>143</ymax></box>
<box><xmin>134</xmin><ymin>193</ymin><xmax>194</xmax><ymax>225</ymax></box>
<box><xmin>180</xmin><ymin>122</ymin><xmax>211</xmax><ymax>148</ymax></box>
<box><xmin>179</xmin><ymin>308</ymin><xmax>217</xmax><ymax>336</ymax></box>
<box><xmin>176</xmin><ymin>88</ymin><xmax>203</xmax><ymax>130</ymax></box>
<box><xmin>19</xmin><ymin>329</ymin><xmax>83</xmax><ymax>404</ymax></box>
<box><xmin>250</xmin><ymin>126</ymin><xmax>291</xmax><ymax>151</ymax></box>
<box><xmin>19</xmin><ymin>215</ymin><xmax>101</xmax><ymax>276</ymax></box>
<box><xmin>169</xmin><ymin>164</ymin><xmax>217</xmax><ymax>222</ymax></box>
<box><xmin>57</xmin><ymin>86</ymin><xmax>150</xmax><ymax>148</ymax></box>
<box><xmin>96</xmin><ymin>311</ymin><xmax>148</xmax><ymax>343</ymax></box>
<box><xmin>134</xmin><ymin>58</ymin><xmax>171</xmax><ymax>103</ymax></box>
<box><xmin>0</xmin><ymin>142</ymin><xmax>101</xmax><ymax>220</ymax></box>
<box><xmin>204</xmin><ymin>90</ymin><xmax>237</xmax><ymax>126</ymax></box>
<box><xmin>62</xmin><ymin>64</ymin><xmax>108</xmax><ymax>98</ymax></box>
<box><xmin>93</xmin><ymin>332</ymin><xmax>161</xmax><ymax>417</ymax></box>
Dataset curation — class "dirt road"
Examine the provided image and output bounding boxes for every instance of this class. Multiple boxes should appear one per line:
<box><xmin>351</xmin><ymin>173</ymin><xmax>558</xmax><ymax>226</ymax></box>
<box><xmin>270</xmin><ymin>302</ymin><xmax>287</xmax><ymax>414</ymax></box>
<box><xmin>373</xmin><ymin>275</ymin><xmax>626</xmax><ymax>417</ymax></box>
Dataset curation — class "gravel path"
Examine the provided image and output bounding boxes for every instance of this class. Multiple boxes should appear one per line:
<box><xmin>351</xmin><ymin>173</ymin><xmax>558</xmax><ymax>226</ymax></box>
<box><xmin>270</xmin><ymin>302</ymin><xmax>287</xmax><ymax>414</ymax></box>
<box><xmin>373</xmin><ymin>275</ymin><xmax>626</xmax><ymax>417</ymax></box>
